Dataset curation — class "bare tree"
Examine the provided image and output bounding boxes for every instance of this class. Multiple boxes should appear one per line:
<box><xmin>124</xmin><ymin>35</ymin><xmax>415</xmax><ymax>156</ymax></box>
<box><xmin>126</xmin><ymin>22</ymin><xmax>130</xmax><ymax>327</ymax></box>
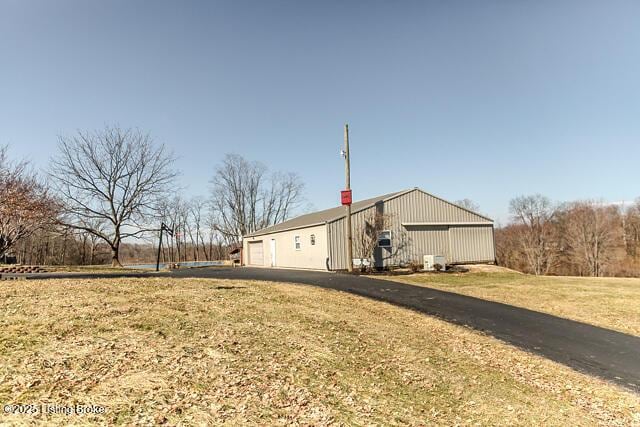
<box><xmin>49</xmin><ymin>127</ymin><xmax>177</xmax><ymax>266</ymax></box>
<box><xmin>75</xmin><ymin>219</ymin><xmax>108</xmax><ymax>265</ymax></box>
<box><xmin>623</xmin><ymin>200</ymin><xmax>640</xmax><ymax>258</ymax></box>
<box><xmin>210</xmin><ymin>154</ymin><xmax>304</xmax><ymax>244</ymax></box>
<box><xmin>352</xmin><ymin>212</ymin><xmax>393</xmax><ymax>266</ymax></box>
<box><xmin>189</xmin><ymin>197</ymin><xmax>208</xmax><ymax>261</ymax></box>
<box><xmin>561</xmin><ymin>201</ymin><xmax>620</xmax><ymax>277</ymax></box>
<box><xmin>496</xmin><ymin>196</ymin><xmax>640</xmax><ymax>277</ymax></box>
<box><xmin>509</xmin><ymin>194</ymin><xmax>557</xmax><ymax>275</ymax></box>
<box><xmin>352</xmin><ymin>212</ymin><xmax>409</xmax><ymax>271</ymax></box>
<box><xmin>0</xmin><ymin>145</ymin><xmax>56</xmax><ymax>259</ymax></box>
<box><xmin>205</xmin><ymin>209</ymin><xmax>226</xmax><ymax>260</ymax></box>
<box><xmin>162</xmin><ymin>196</ymin><xmax>191</xmax><ymax>262</ymax></box>
<box><xmin>260</xmin><ymin>171</ymin><xmax>304</xmax><ymax>227</ymax></box>
<box><xmin>495</xmin><ymin>223</ymin><xmax>530</xmax><ymax>272</ymax></box>
<box><xmin>455</xmin><ymin>198</ymin><xmax>480</xmax><ymax>213</ymax></box>
<box><xmin>74</xmin><ymin>229</ymin><xmax>102</xmax><ymax>265</ymax></box>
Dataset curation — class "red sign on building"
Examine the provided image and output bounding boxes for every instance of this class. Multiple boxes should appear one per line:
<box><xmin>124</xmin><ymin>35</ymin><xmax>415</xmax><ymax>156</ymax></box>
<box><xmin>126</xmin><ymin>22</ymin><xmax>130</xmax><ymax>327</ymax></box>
<box><xmin>341</xmin><ymin>190</ymin><xmax>352</xmax><ymax>206</ymax></box>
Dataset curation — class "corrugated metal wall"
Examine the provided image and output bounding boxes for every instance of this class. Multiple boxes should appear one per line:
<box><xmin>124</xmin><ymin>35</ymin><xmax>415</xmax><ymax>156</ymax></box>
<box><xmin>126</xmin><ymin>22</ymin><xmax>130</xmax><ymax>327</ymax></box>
<box><xmin>404</xmin><ymin>225</ymin><xmax>451</xmax><ymax>262</ymax></box>
<box><xmin>327</xmin><ymin>205</ymin><xmax>377</xmax><ymax>270</ymax></box>
<box><xmin>327</xmin><ymin>189</ymin><xmax>495</xmax><ymax>269</ymax></box>
<box><xmin>385</xmin><ymin>189</ymin><xmax>489</xmax><ymax>223</ymax></box>
<box><xmin>449</xmin><ymin>225</ymin><xmax>495</xmax><ymax>263</ymax></box>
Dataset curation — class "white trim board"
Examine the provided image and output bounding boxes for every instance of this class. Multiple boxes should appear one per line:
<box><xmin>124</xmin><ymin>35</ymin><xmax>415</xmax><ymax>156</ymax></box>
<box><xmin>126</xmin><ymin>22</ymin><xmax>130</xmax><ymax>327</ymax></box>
<box><xmin>402</xmin><ymin>221</ymin><xmax>494</xmax><ymax>226</ymax></box>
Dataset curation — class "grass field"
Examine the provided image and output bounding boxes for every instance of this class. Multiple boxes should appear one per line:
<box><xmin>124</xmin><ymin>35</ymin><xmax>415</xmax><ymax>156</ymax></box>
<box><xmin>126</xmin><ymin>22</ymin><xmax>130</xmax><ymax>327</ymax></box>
<box><xmin>389</xmin><ymin>267</ymin><xmax>640</xmax><ymax>337</ymax></box>
<box><xmin>1</xmin><ymin>278</ymin><xmax>638</xmax><ymax>426</ymax></box>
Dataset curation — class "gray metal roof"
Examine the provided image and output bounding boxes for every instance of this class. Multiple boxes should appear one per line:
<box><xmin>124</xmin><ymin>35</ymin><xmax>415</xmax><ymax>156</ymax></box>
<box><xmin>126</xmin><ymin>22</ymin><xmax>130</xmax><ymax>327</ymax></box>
<box><xmin>244</xmin><ymin>190</ymin><xmax>408</xmax><ymax>237</ymax></box>
<box><xmin>244</xmin><ymin>187</ymin><xmax>493</xmax><ymax>238</ymax></box>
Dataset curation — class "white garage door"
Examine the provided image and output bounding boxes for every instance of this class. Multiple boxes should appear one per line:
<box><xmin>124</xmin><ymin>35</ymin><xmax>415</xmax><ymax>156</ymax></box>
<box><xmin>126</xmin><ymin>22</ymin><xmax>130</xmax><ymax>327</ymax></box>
<box><xmin>248</xmin><ymin>241</ymin><xmax>264</xmax><ymax>266</ymax></box>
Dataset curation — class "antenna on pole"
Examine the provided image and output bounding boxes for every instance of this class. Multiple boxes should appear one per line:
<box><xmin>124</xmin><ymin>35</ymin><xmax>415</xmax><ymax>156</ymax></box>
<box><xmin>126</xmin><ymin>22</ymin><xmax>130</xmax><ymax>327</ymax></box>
<box><xmin>343</xmin><ymin>124</ymin><xmax>353</xmax><ymax>272</ymax></box>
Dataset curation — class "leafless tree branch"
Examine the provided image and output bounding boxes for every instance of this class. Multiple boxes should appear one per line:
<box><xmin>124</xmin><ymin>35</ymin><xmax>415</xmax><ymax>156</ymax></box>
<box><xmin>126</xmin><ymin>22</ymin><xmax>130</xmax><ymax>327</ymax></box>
<box><xmin>48</xmin><ymin>127</ymin><xmax>177</xmax><ymax>266</ymax></box>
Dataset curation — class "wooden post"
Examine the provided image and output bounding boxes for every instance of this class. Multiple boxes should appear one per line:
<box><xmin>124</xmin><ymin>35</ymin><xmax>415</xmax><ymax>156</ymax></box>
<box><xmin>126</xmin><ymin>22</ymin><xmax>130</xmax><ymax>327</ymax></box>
<box><xmin>344</xmin><ymin>124</ymin><xmax>353</xmax><ymax>272</ymax></box>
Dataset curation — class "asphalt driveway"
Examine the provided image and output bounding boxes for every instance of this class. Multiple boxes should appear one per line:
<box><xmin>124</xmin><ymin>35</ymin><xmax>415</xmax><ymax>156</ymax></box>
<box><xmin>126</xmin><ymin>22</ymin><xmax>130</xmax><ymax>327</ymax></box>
<box><xmin>13</xmin><ymin>266</ymin><xmax>640</xmax><ymax>392</ymax></box>
<box><xmin>171</xmin><ymin>267</ymin><xmax>640</xmax><ymax>392</ymax></box>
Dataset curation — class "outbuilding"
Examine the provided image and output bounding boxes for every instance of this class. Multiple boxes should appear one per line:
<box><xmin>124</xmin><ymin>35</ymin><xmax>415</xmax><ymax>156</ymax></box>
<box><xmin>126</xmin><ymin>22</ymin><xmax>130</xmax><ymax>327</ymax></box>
<box><xmin>242</xmin><ymin>188</ymin><xmax>495</xmax><ymax>270</ymax></box>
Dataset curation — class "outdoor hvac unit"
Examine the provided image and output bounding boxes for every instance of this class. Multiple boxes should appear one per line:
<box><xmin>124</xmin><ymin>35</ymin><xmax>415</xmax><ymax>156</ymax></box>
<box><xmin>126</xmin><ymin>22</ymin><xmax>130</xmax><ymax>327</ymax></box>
<box><xmin>353</xmin><ymin>258</ymin><xmax>371</xmax><ymax>267</ymax></box>
<box><xmin>423</xmin><ymin>255</ymin><xmax>446</xmax><ymax>271</ymax></box>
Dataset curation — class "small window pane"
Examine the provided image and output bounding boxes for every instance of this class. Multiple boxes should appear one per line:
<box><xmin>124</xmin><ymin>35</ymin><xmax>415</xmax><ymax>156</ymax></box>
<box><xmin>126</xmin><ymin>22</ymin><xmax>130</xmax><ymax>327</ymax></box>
<box><xmin>378</xmin><ymin>230</ymin><xmax>392</xmax><ymax>248</ymax></box>
<box><xmin>310</xmin><ymin>234</ymin><xmax>316</xmax><ymax>245</ymax></box>
<box><xmin>294</xmin><ymin>236</ymin><xmax>301</xmax><ymax>250</ymax></box>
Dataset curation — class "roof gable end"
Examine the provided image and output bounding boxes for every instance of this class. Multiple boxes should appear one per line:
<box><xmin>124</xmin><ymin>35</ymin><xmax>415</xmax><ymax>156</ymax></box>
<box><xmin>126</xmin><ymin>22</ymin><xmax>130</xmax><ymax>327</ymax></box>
<box><xmin>243</xmin><ymin>188</ymin><xmax>492</xmax><ymax>238</ymax></box>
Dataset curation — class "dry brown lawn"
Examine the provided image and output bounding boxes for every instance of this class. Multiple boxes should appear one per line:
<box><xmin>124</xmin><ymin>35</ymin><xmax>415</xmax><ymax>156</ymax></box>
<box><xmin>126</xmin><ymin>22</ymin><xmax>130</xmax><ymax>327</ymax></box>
<box><xmin>0</xmin><ymin>278</ymin><xmax>639</xmax><ymax>426</ymax></box>
<box><xmin>389</xmin><ymin>269</ymin><xmax>640</xmax><ymax>337</ymax></box>
<box><xmin>46</xmin><ymin>265</ymin><xmax>155</xmax><ymax>273</ymax></box>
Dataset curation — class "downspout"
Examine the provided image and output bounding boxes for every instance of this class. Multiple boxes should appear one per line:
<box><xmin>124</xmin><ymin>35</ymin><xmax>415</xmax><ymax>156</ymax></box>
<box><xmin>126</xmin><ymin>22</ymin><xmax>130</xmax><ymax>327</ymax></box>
<box><xmin>491</xmin><ymin>224</ymin><xmax>498</xmax><ymax>265</ymax></box>
<box><xmin>325</xmin><ymin>221</ymin><xmax>334</xmax><ymax>271</ymax></box>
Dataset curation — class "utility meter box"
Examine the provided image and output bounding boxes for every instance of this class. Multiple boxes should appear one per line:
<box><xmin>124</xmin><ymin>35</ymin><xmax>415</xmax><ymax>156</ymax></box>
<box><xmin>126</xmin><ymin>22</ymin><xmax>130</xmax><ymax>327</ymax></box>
<box><xmin>423</xmin><ymin>255</ymin><xmax>446</xmax><ymax>271</ymax></box>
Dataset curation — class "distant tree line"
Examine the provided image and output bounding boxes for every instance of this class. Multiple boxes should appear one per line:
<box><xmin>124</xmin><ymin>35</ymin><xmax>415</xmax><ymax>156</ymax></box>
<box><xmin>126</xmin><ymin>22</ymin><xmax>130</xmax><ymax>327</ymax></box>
<box><xmin>0</xmin><ymin>126</ymin><xmax>305</xmax><ymax>266</ymax></box>
<box><xmin>3</xmin><ymin>126</ymin><xmax>638</xmax><ymax>276</ymax></box>
<box><xmin>496</xmin><ymin>194</ymin><xmax>640</xmax><ymax>277</ymax></box>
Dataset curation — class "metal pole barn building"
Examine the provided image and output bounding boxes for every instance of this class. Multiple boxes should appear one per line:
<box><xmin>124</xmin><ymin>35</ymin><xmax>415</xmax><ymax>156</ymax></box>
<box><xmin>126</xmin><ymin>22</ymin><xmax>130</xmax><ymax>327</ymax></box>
<box><xmin>242</xmin><ymin>188</ymin><xmax>495</xmax><ymax>270</ymax></box>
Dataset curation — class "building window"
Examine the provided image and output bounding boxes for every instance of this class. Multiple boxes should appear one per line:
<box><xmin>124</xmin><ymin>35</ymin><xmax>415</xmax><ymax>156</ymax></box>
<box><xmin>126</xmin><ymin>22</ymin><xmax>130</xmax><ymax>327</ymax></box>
<box><xmin>294</xmin><ymin>235</ymin><xmax>301</xmax><ymax>250</ymax></box>
<box><xmin>378</xmin><ymin>230</ymin><xmax>392</xmax><ymax>248</ymax></box>
<box><xmin>310</xmin><ymin>234</ymin><xmax>316</xmax><ymax>245</ymax></box>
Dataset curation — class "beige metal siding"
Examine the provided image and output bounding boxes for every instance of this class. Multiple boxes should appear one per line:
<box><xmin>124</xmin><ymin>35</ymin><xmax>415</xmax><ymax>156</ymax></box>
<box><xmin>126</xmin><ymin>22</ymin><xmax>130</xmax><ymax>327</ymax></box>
<box><xmin>327</xmin><ymin>218</ymin><xmax>348</xmax><ymax>270</ymax></box>
<box><xmin>449</xmin><ymin>225</ymin><xmax>495</xmax><ymax>263</ymax></box>
<box><xmin>385</xmin><ymin>189</ymin><xmax>488</xmax><ymax>223</ymax></box>
<box><xmin>244</xmin><ymin>224</ymin><xmax>329</xmax><ymax>270</ymax></box>
<box><xmin>327</xmin><ymin>189</ymin><xmax>495</xmax><ymax>269</ymax></box>
<box><xmin>404</xmin><ymin>225</ymin><xmax>450</xmax><ymax>262</ymax></box>
<box><xmin>327</xmin><ymin>204</ymin><xmax>377</xmax><ymax>270</ymax></box>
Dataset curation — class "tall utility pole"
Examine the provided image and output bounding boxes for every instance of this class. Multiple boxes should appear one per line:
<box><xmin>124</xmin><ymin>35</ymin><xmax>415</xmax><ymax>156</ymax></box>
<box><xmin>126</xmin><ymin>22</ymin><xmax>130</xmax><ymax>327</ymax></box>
<box><xmin>344</xmin><ymin>124</ymin><xmax>353</xmax><ymax>272</ymax></box>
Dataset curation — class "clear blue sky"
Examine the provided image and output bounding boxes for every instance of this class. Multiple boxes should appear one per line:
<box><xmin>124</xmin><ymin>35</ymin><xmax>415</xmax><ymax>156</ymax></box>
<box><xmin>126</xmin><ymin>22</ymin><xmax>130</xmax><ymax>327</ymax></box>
<box><xmin>1</xmin><ymin>0</ymin><xmax>639</xmax><ymax>223</ymax></box>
